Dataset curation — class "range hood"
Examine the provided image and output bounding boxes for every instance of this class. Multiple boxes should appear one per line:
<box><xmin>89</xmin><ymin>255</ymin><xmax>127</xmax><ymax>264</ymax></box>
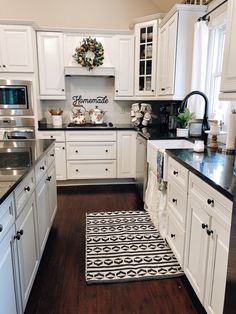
<box><xmin>64</xmin><ymin>66</ymin><xmax>115</xmax><ymax>77</ymax></box>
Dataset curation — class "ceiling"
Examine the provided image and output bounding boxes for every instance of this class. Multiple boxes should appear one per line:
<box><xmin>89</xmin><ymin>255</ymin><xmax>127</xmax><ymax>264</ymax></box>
<box><xmin>151</xmin><ymin>0</ymin><xmax>181</xmax><ymax>12</ymax></box>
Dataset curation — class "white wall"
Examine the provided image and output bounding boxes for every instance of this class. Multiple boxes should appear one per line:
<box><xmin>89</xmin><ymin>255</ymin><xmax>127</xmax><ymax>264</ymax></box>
<box><xmin>0</xmin><ymin>0</ymin><xmax>180</xmax><ymax>30</ymax></box>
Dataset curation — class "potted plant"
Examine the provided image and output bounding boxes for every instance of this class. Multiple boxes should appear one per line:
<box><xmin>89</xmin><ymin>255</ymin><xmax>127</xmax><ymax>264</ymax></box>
<box><xmin>176</xmin><ymin>108</ymin><xmax>195</xmax><ymax>137</ymax></box>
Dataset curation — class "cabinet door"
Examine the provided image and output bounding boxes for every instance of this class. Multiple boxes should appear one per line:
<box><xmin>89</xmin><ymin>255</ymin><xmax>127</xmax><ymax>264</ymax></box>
<box><xmin>134</xmin><ymin>20</ymin><xmax>158</xmax><ymax>96</ymax></box>
<box><xmin>16</xmin><ymin>194</ymin><xmax>39</xmax><ymax>311</ymax></box>
<box><xmin>47</xmin><ymin>163</ymin><xmax>57</xmax><ymax>225</ymax></box>
<box><xmin>204</xmin><ymin>215</ymin><xmax>230</xmax><ymax>314</ymax></box>
<box><xmin>114</xmin><ymin>35</ymin><xmax>134</xmax><ymax>97</ymax></box>
<box><xmin>220</xmin><ymin>0</ymin><xmax>236</xmax><ymax>93</ymax></box>
<box><xmin>35</xmin><ymin>175</ymin><xmax>50</xmax><ymax>257</ymax></box>
<box><xmin>157</xmin><ymin>13</ymin><xmax>178</xmax><ymax>96</ymax></box>
<box><xmin>184</xmin><ymin>194</ymin><xmax>210</xmax><ymax>303</ymax></box>
<box><xmin>37</xmin><ymin>32</ymin><xmax>65</xmax><ymax>98</ymax></box>
<box><xmin>117</xmin><ymin>131</ymin><xmax>136</xmax><ymax>178</ymax></box>
<box><xmin>0</xmin><ymin>225</ymin><xmax>18</xmax><ymax>314</ymax></box>
<box><xmin>0</xmin><ymin>25</ymin><xmax>34</xmax><ymax>72</ymax></box>
<box><xmin>55</xmin><ymin>142</ymin><xmax>67</xmax><ymax>180</ymax></box>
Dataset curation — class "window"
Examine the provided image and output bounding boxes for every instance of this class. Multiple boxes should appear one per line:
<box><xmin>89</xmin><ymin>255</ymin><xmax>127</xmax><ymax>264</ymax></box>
<box><xmin>205</xmin><ymin>13</ymin><xmax>229</xmax><ymax>134</ymax></box>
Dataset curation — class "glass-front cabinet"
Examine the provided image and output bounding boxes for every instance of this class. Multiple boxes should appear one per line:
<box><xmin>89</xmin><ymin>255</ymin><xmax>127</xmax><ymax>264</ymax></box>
<box><xmin>134</xmin><ymin>20</ymin><xmax>158</xmax><ymax>96</ymax></box>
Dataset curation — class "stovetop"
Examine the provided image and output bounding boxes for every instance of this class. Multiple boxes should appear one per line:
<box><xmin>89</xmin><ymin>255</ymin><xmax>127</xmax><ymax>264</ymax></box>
<box><xmin>67</xmin><ymin>122</ymin><xmax>114</xmax><ymax>128</ymax></box>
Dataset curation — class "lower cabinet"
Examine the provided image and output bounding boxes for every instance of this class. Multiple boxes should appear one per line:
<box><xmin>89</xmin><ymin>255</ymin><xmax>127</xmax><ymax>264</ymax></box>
<box><xmin>35</xmin><ymin>173</ymin><xmax>50</xmax><ymax>257</ymax></box>
<box><xmin>184</xmin><ymin>172</ymin><xmax>232</xmax><ymax>314</ymax></box>
<box><xmin>47</xmin><ymin>163</ymin><xmax>57</xmax><ymax>225</ymax></box>
<box><xmin>117</xmin><ymin>131</ymin><xmax>136</xmax><ymax>178</ymax></box>
<box><xmin>0</xmin><ymin>224</ymin><xmax>18</xmax><ymax>314</ymax></box>
<box><xmin>15</xmin><ymin>193</ymin><xmax>39</xmax><ymax>311</ymax></box>
<box><xmin>55</xmin><ymin>142</ymin><xmax>67</xmax><ymax>180</ymax></box>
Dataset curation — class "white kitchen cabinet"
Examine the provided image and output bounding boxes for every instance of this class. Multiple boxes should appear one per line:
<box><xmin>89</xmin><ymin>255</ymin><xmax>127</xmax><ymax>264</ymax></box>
<box><xmin>55</xmin><ymin>142</ymin><xmax>67</xmax><ymax>180</ymax></box>
<box><xmin>117</xmin><ymin>131</ymin><xmax>136</xmax><ymax>178</ymax></box>
<box><xmin>184</xmin><ymin>172</ymin><xmax>232</xmax><ymax>313</ymax></box>
<box><xmin>35</xmin><ymin>174</ymin><xmax>50</xmax><ymax>257</ymax></box>
<box><xmin>220</xmin><ymin>0</ymin><xmax>236</xmax><ymax>99</ymax></box>
<box><xmin>134</xmin><ymin>20</ymin><xmax>158</xmax><ymax>96</ymax></box>
<box><xmin>37</xmin><ymin>32</ymin><xmax>65</xmax><ymax>99</ymax></box>
<box><xmin>157</xmin><ymin>5</ymin><xmax>206</xmax><ymax>99</ymax></box>
<box><xmin>0</xmin><ymin>25</ymin><xmax>34</xmax><ymax>72</ymax></box>
<box><xmin>0</xmin><ymin>224</ymin><xmax>18</xmax><ymax>314</ymax></box>
<box><xmin>47</xmin><ymin>163</ymin><xmax>57</xmax><ymax>225</ymax></box>
<box><xmin>157</xmin><ymin>13</ymin><xmax>178</xmax><ymax>96</ymax></box>
<box><xmin>114</xmin><ymin>35</ymin><xmax>134</xmax><ymax>97</ymax></box>
<box><xmin>15</xmin><ymin>193</ymin><xmax>39</xmax><ymax>311</ymax></box>
<box><xmin>37</xmin><ymin>131</ymin><xmax>67</xmax><ymax>180</ymax></box>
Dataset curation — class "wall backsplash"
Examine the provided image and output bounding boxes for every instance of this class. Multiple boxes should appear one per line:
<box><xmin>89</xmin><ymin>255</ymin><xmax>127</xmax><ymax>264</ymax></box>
<box><xmin>42</xmin><ymin>77</ymin><xmax>133</xmax><ymax>124</ymax></box>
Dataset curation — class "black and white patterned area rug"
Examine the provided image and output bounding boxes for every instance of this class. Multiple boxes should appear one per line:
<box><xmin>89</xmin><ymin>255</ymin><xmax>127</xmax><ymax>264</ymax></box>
<box><xmin>86</xmin><ymin>210</ymin><xmax>184</xmax><ymax>284</ymax></box>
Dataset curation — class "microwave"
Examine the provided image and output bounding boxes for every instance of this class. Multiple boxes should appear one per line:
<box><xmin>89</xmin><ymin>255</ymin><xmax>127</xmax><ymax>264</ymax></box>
<box><xmin>0</xmin><ymin>80</ymin><xmax>33</xmax><ymax>116</ymax></box>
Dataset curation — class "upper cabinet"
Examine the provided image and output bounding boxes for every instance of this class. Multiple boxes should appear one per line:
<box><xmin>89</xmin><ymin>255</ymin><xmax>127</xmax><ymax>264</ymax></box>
<box><xmin>0</xmin><ymin>25</ymin><xmax>34</xmax><ymax>73</ymax></box>
<box><xmin>37</xmin><ymin>32</ymin><xmax>66</xmax><ymax>100</ymax></box>
<box><xmin>220</xmin><ymin>0</ymin><xmax>236</xmax><ymax>99</ymax></box>
<box><xmin>157</xmin><ymin>5</ymin><xmax>206</xmax><ymax>100</ymax></box>
<box><xmin>134</xmin><ymin>20</ymin><xmax>158</xmax><ymax>96</ymax></box>
<box><xmin>114</xmin><ymin>35</ymin><xmax>134</xmax><ymax>97</ymax></box>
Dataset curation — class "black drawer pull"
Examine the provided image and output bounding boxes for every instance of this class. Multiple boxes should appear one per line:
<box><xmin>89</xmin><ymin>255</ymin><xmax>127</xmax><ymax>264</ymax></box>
<box><xmin>50</xmin><ymin>135</ymin><xmax>54</xmax><ymax>139</ymax></box>
<box><xmin>62</xmin><ymin>147</ymin><xmax>65</xmax><ymax>150</ymax></box>
<box><xmin>46</xmin><ymin>176</ymin><xmax>52</xmax><ymax>181</ymax></box>
<box><xmin>14</xmin><ymin>229</ymin><xmax>23</xmax><ymax>240</ymax></box>
<box><xmin>105</xmin><ymin>168</ymin><xmax>108</xmax><ymax>171</ymax></box>
<box><xmin>172</xmin><ymin>198</ymin><xmax>177</xmax><ymax>204</ymax></box>
<box><xmin>105</xmin><ymin>150</ymin><xmax>108</xmax><ymax>152</ymax></box>
<box><xmin>173</xmin><ymin>170</ymin><xmax>178</xmax><ymax>176</ymax></box>
<box><xmin>40</xmin><ymin>166</ymin><xmax>45</xmax><ymax>171</ymax></box>
<box><xmin>0</xmin><ymin>224</ymin><xmax>3</xmax><ymax>232</ymax></box>
<box><xmin>202</xmin><ymin>223</ymin><xmax>208</xmax><ymax>230</ymax></box>
<box><xmin>14</xmin><ymin>234</ymin><xmax>21</xmax><ymax>240</ymax></box>
<box><xmin>76</xmin><ymin>169</ymin><xmax>79</xmax><ymax>172</ymax></box>
<box><xmin>50</xmin><ymin>153</ymin><xmax>54</xmax><ymax>157</ymax></box>
<box><xmin>75</xmin><ymin>150</ymin><xmax>78</xmax><ymax>153</ymax></box>
<box><xmin>161</xmin><ymin>88</ymin><xmax>165</xmax><ymax>91</ymax></box>
<box><xmin>24</xmin><ymin>186</ymin><xmax>30</xmax><ymax>192</ymax></box>
<box><xmin>207</xmin><ymin>199</ymin><xmax>214</xmax><ymax>206</ymax></box>
<box><xmin>152</xmin><ymin>89</ymin><xmax>154</xmax><ymax>92</ymax></box>
<box><xmin>207</xmin><ymin>229</ymin><xmax>214</xmax><ymax>236</ymax></box>
<box><xmin>170</xmin><ymin>234</ymin><xmax>175</xmax><ymax>238</ymax></box>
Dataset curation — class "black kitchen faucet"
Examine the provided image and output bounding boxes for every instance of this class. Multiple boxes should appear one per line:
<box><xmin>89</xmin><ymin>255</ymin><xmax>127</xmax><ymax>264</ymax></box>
<box><xmin>179</xmin><ymin>90</ymin><xmax>210</xmax><ymax>145</ymax></box>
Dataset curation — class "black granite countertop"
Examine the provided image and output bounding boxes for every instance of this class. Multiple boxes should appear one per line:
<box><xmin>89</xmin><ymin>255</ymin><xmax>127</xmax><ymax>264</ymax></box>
<box><xmin>38</xmin><ymin>123</ymin><xmax>134</xmax><ymax>131</ymax></box>
<box><xmin>166</xmin><ymin>148</ymin><xmax>236</xmax><ymax>201</ymax></box>
<box><xmin>0</xmin><ymin>139</ymin><xmax>54</xmax><ymax>205</ymax></box>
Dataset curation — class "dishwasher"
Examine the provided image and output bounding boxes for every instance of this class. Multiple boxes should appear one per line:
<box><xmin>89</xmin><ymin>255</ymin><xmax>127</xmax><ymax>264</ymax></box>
<box><xmin>135</xmin><ymin>133</ymin><xmax>148</xmax><ymax>201</ymax></box>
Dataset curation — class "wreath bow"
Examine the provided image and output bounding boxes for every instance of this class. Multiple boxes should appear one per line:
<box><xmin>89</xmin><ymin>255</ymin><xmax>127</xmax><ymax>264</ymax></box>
<box><xmin>73</xmin><ymin>37</ymin><xmax>104</xmax><ymax>71</ymax></box>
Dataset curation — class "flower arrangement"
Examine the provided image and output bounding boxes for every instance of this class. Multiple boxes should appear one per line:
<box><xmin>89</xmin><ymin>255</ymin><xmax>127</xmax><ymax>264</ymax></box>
<box><xmin>48</xmin><ymin>108</ymin><xmax>63</xmax><ymax>115</ymax></box>
<box><xmin>73</xmin><ymin>37</ymin><xmax>104</xmax><ymax>71</ymax></box>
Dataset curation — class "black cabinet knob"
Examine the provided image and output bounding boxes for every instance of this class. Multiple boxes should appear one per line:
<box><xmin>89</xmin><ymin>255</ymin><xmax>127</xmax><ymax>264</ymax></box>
<box><xmin>207</xmin><ymin>199</ymin><xmax>214</xmax><ymax>206</ymax></box>
<box><xmin>0</xmin><ymin>224</ymin><xmax>3</xmax><ymax>232</ymax></box>
<box><xmin>50</xmin><ymin>153</ymin><xmax>54</xmax><ymax>157</ymax></box>
<box><xmin>105</xmin><ymin>168</ymin><xmax>108</xmax><ymax>171</ymax></box>
<box><xmin>50</xmin><ymin>135</ymin><xmax>54</xmax><ymax>139</ymax></box>
<box><xmin>207</xmin><ymin>229</ymin><xmax>214</xmax><ymax>236</ymax></box>
<box><xmin>105</xmin><ymin>150</ymin><xmax>108</xmax><ymax>152</ymax></box>
<box><xmin>152</xmin><ymin>89</ymin><xmax>154</xmax><ymax>92</ymax></box>
<box><xmin>40</xmin><ymin>166</ymin><xmax>45</xmax><ymax>170</ymax></box>
<box><xmin>116</xmin><ymin>90</ymin><xmax>118</xmax><ymax>93</ymax></box>
<box><xmin>171</xmin><ymin>234</ymin><xmax>175</xmax><ymax>238</ymax></box>
<box><xmin>62</xmin><ymin>147</ymin><xmax>65</xmax><ymax>150</ymax></box>
<box><xmin>75</xmin><ymin>150</ymin><xmax>78</xmax><ymax>153</ymax></box>
<box><xmin>46</xmin><ymin>176</ymin><xmax>52</xmax><ymax>181</ymax></box>
<box><xmin>161</xmin><ymin>88</ymin><xmax>165</xmax><ymax>91</ymax></box>
<box><xmin>14</xmin><ymin>234</ymin><xmax>21</xmax><ymax>240</ymax></box>
<box><xmin>62</xmin><ymin>88</ymin><xmax>65</xmax><ymax>91</ymax></box>
<box><xmin>172</xmin><ymin>198</ymin><xmax>177</xmax><ymax>204</ymax></box>
<box><xmin>3</xmin><ymin>65</ymin><xmax>6</xmax><ymax>68</ymax></box>
<box><xmin>173</xmin><ymin>170</ymin><xmax>178</xmax><ymax>176</ymax></box>
<box><xmin>24</xmin><ymin>186</ymin><xmax>30</xmax><ymax>192</ymax></box>
<box><xmin>18</xmin><ymin>229</ymin><xmax>24</xmax><ymax>236</ymax></box>
<box><xmin>202</xmin><ymin>223</ymin><xmax>208</xmax><ymax>229</ymax></box>
<box><xmin>76</xmin><ymin>169</ymin><xmax>79</xmax><ymax>172</ymax></box>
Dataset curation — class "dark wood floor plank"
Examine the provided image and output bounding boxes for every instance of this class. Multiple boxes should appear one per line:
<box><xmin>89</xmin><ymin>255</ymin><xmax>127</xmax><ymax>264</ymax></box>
<box><xmin>25</xmin><ymin>185</ymin><xmax>206</xmax><ymax>314</ymax></box>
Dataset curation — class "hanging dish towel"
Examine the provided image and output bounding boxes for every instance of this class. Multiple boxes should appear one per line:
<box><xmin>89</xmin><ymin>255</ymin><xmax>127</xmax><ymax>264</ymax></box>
<box><xmin>156</xmin><ymin>150</ymin><xmax>167</xmax><ymax>191</ymax></box>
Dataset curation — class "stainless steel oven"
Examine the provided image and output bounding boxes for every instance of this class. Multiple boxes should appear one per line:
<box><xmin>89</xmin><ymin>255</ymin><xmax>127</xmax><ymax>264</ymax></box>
<box><xmin>0</xmin><ymin>80</ymin><xmax>33</xmax><ymax>116</ymax></box>
<box><xmin>0</xmin><ymin>118</ymin><xmax>35</xmax><ymax>140</ymax></box>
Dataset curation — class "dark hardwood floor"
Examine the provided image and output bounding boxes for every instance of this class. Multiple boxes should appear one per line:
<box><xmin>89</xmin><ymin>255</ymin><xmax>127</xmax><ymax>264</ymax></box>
<box><xmin>25</xmin><ymin>185</ymin><xmax>206</xmax><ymax>314</ymax></box>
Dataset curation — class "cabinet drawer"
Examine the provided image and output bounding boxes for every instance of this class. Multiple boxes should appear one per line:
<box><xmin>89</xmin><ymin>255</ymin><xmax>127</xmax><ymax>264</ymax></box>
<box><xmin>35</xmin><ymin>156</ymin><xmax>47</xmax><ymax>184</ymax></box>
<box><xmin>66</xmin><ymin>142</ymin><xmax>116</xmax><ymax>160</ymax></box>
<box><xmin>0</xmin><ymin>193</ymin><xmax>15</xmax><ymax>243</ymax></box>
<box><xmin>47</xmin><ymin>145</ymin><xmax>55</xmax><ymax>167</ymax></box>
<box><xmin>66</xmin><ymin>131</ymin><xmax>116</xmax><ymax>142</ymax></box>
<box><xmin>38</xmin><ymin>131</ymin><xmax>65</xmax><ymax>142</ymax></box>
<box><xmin>166</xmin><ymin>210</ymin><xmax>185</xmax><ymax>267</ymax></box>
<box><xmin>168</xmin><ymin>180</ymin><xmax>188</xmax><ymax>226</ymax></box>
<box><xmin>189</xmin><ymin>172</ymin><xmax>232</xmax><ymax>221</ymax></box>
<box><xmin>168</xmin><ymin>157</ymin><xmax>188</xmax><ymax>190</ymax></box>
<box><xmin>14</xmin><ymin>170</ymin><xmax>35</xmax><ymax>217</ymax></box>
<box><xmin>67</xmin><ymin>160</ymin><xmax>116</xmax><ymax>179</ymax></box>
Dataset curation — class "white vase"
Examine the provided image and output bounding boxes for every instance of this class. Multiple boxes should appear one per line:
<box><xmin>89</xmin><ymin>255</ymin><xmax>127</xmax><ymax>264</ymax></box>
<box><xmin>176</xmin><ymin>128</ymin><xmax>189</xmax><ymax>137</ymax></box>
<box><xmin>52</xmin><ymin>115</ymin><xmax>62</xmax><ymax>126</ymax></box>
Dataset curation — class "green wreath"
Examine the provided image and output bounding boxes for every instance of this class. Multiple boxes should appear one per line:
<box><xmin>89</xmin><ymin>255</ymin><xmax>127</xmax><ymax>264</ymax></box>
<box><xmin>73</xmin><ymin>37</ymin><xmax>104</xmax><ymax>71</ymax></box>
